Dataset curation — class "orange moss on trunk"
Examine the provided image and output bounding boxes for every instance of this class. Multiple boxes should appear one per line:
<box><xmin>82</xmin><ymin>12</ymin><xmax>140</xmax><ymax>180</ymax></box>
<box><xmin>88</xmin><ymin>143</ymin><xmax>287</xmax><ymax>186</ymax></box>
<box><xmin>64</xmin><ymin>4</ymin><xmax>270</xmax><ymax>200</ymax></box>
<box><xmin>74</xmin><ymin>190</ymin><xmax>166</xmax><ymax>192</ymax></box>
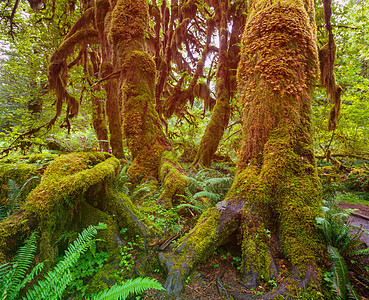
<box><xmin>162</xmin><ymin>1</ymin><xmax>324</xmax><ymax>298</ymax></box>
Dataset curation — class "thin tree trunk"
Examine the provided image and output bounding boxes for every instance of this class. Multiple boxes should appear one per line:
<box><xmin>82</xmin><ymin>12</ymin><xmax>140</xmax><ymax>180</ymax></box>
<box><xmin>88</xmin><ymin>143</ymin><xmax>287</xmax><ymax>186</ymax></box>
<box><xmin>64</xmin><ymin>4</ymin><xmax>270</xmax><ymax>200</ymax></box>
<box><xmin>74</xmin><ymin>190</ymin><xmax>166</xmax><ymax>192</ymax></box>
<box><xmin>193</xmin><ymin>1</ymin><xmax>244</xmax><ymax>167</ymax></box>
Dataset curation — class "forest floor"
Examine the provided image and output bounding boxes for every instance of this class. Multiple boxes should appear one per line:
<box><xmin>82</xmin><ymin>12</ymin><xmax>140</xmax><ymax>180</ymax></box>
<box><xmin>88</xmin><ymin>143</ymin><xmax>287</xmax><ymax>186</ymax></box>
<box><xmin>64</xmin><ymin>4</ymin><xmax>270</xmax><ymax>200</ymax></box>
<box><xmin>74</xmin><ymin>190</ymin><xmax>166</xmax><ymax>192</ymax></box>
<box><xmin>340</xmin><ymin>202</ymin><xmax>369</xmax><ymax>246</ymax></box>
<box><xmin>145</xmin><ymin>201</ymin><xmax>369</xmax><ymax>300</ymax></box>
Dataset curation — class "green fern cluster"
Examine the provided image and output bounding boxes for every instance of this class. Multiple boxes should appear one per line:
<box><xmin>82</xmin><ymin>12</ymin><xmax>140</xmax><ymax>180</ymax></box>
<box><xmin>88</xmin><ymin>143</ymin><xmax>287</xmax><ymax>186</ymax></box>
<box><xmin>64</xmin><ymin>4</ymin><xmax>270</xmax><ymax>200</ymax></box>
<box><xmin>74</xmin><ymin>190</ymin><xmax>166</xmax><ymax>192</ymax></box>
<box><xmin>0</xmin><ymin>223</ymin><xmax>164</xmax><ymax>300</ymax></box>
<box><xmin>177</xmin><ymin>168</ymin><xmax>233</xmax><ymax>213</ymax></box>
<box><xmin>316</xmin><ymin>200</ymin><xmax>369</xmax><ymax>299</ymax></box>
<box><xmin>0</xmin><ymin>176</ymin><xmax>39</xmax><ymax>221</ymax></box>
<box><xmin>0</xmin><ymin>232</ymin><xmax>43</xmax><ymax>300</ymax></box>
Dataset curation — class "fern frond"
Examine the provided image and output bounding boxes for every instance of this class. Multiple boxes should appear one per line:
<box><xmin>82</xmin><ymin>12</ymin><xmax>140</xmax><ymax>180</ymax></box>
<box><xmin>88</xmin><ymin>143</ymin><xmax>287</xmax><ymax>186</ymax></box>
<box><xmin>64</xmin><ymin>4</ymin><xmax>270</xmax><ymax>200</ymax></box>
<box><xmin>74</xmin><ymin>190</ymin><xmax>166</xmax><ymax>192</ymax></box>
<box><xmin>347</xmin><ymin>247</ymin><xmax>369</xmax><ymax>257</ymax></box>
<box><xmin>203</xmin><ymin>177</ymin><xmax>232</xmax><ymax>194</ymax></box>
<box><xmin>6</xmin><ymin>232</ymin><xmax>38</xmax><ymax>298</ymax></box>
<box><xmin>0</xmin><ymin>204</ymin><xmax>8</xmax><ymax>221</ymax></box>
<box><xmin>193</xmin><ymin>191</ymin><xmax>220</xmax><ymax>204</ymax></box>
<box><xmin>24</xmin><ymin>223</ymin><xmax>107</xmax><ymax>300</ymax></box>
<box><xmin>7</xmin><ymin>179</ymin><xmax>20</xmax><ymax>206</ymax></box>
<box><xmin>347</xmin><ymin>283</ymin><xmax>360</xmax><ymax>300</ymax></box>
<box><xmin>90</xmin><ymin>277</ymin><xmax>164</xmax><ymax>300</ymax></box>
<box><xmin>185</xmin><ymin>176</ymin><xmax>202</xmax><ymax>195</ymax></box>
<box><xmin>12</xmin><ymin>262</ymin><xmax>44</xmax><ymax>300</ymax></box>
<box><xmin>328</xmin><ymin>246</ymin><xmax>349</xmax><ymax>298</ymax></box>
<box><xmin>0</xmin><ymin>231</ymin><xmax>38</xmax><ymax>300</ymax></box>
<box><xmin>17</xmin><ymin>176</ymin><xmax>39</xmax><ymax>199</ymax></box>
<box><xmin>176</xmin><ymin>203</ymin><xmax>206</xmax><ymax>213</ymax></box>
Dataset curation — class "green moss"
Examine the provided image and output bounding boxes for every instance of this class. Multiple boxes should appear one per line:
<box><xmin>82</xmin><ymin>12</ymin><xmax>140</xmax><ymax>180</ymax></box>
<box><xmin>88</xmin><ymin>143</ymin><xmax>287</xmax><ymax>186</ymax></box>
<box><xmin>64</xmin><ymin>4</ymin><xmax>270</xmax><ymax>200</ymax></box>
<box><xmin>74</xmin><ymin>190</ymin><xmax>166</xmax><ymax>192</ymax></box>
<box><xmin>86</xmin><ymin>247</ymin><xmax>127</xmax><ymax>295</ymax></box>
<box><xmin>105</xmin><ymin>191</ymin><xmax>159</xmax><ymax>240</ymax></box>
<box><xmin>79</xmin><ymin>202</ymin><xmax>118</xmax><ymax>252</ymax></box>
<box><xmin>25</xmin><ymin>152</ymin><xmax>119</xmax><ymax>219</ymax></box>
<box><xmin>167</xmin><ymin>206</ymin><xmax>240</xmax><ymax>275</ymax></box>
<box><xmin>157</xmin><ymin>151</ymin><xmax>187</xmax><ymax>208</ymax></box>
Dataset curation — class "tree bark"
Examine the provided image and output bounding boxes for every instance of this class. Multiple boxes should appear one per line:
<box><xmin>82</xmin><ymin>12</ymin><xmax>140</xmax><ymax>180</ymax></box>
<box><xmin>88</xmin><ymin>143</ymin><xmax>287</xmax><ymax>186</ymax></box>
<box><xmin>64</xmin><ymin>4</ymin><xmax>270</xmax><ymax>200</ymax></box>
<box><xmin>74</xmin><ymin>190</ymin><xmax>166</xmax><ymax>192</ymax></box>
<box><xmin>109</xmin><ymin>0</ymin><xmax>186</xmax><ymax>207</ymax></box>
<box><xmin>161</xmin><ymin>0</ymin><xmax>324</xmax><ymax>298</ymax></box>
<box><xmin>95</xmin><ymin>0</ymin><xmax>125</xmax><ymax>158</ymax></box>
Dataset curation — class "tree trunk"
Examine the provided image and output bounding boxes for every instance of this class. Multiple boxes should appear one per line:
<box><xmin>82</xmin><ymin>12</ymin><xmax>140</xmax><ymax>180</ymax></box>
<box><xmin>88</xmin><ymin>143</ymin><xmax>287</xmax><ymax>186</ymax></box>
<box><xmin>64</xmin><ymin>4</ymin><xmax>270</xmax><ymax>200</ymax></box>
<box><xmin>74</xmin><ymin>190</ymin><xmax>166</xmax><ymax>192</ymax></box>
<box><xmin>192</xmin><ymin>0</ymin><xmax>230</xmax><ymax>167</ymax></box>
<box><xmin>109</xmin><ymin>0</ymin><xmax>186</xmax><ymax>207</ymax></box>
<box><xmin>95</xmin><ymin>0</ymin><xmax>125</xmax><ymax>158</ymax></box>
<box><xmin>0</xmin><ymin>153</ymin><xmax>153</xmax><ymax>265</ymax></box>
<box><xmin>91</xmin><ymin>92</ymin><xmax>109</xmax><ymax>152</ymax></box>
<box><xmin>161</xmin><ymin>0</ymin><xmax>324</xmax><ymax>298</ymax></box>
<box><xmin>193</xmin><ymin>1</ymin><xmax>244</xmax><ymax>167</ymax></box>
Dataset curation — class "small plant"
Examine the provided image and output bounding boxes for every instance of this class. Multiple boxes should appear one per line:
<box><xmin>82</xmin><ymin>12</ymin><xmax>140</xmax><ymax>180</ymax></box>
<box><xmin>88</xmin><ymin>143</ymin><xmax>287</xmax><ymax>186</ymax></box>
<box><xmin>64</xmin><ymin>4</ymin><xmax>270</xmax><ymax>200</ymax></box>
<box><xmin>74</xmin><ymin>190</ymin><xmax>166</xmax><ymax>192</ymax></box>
<box><xmin>316</xmin><ymin>199</ymin><xmax>369</xmax><ymax>299</ymax></box>
<box><xmin>0</xmin><ymin>231</ymin><xmax>43</xmax><ymax>300</ymax></box>
<box><xmin>65</xmin><ymin>249</ymin><xmax>109</xmax><ymax>298</ymax></box>
<box><xmin>0</xmin><ymin>176</ymin><xmax>39</xmax><ymax>221</ymax></box>
<box><xmin>231</xmin><ymin>256</ymin><xmax>242</xmax><ymax>271</ymax></box>
<box><xmin>0</xmin><ymin>223</ymin><xmax>164</xmax><ymax>300</ymax></box>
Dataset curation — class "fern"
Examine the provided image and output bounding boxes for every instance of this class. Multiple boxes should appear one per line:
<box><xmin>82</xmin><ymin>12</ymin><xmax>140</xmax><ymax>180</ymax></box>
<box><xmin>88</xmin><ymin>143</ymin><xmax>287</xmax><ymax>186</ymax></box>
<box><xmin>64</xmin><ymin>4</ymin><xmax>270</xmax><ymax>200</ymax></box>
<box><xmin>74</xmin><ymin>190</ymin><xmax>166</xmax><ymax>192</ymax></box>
<box><xmin>346</xmin><ymin>283</ymin><xmax>361</xmax><ymax>300</ymax></box>
<box><xmin>192</xmin><ymin>190</ymin><xmax>220</xmax><ymax>204</ymax></box>
<box><xmin>328</xmin><ymin>246</ymin><xmax>349</xmax><ymax>298</ymax></box>
<box><xmin>90</xmin><ymin>277</ymin><xmax>164</xmax><ymax>300</ymax></box>
<box><xmin>317</xmin><ymin>199</ymin><xmax>369</xmax><ymax>299</ymax></box>
<box><xmin>0</xmin><ymin>231</ymin><xmax>41</xmax><ymax>300</ymax></box>
<box><xmin>0</xmin><ymin>176</ymin><xmax>39</xmax><ymax>221</ymax></box>
<box><xmin>24</xmin><ymin>223</ymin><xmax>107</xmax><ymax>300</ymax></box>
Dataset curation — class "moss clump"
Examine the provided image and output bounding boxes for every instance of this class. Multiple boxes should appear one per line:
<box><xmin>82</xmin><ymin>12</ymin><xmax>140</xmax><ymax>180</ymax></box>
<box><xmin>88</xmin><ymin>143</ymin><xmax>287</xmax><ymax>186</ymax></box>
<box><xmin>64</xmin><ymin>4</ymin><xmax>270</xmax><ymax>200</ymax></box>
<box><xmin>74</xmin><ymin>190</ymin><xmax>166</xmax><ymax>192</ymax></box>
<box><xmin>25</xmin><ymin>152</ymin><xmax>119</xmax><ymax>219</ymax></box>
<box><xmin>109</xmin><ymin>0</ymin><xmax>147</xmax><ymax>44</ymax></box>
<box><xmin>157</xmin><ymin>151</ymin><xmax>187</xmax><ymax>208</ymax></box>
<box><xmin>0</xmin><ymin>152</ymin><xmax>119</xmax><ymax>265</ymax></box>
<box><xmin>103</xmin><ymin>191</ymin><xmax>158</xmax><ymax>240</ymax></box>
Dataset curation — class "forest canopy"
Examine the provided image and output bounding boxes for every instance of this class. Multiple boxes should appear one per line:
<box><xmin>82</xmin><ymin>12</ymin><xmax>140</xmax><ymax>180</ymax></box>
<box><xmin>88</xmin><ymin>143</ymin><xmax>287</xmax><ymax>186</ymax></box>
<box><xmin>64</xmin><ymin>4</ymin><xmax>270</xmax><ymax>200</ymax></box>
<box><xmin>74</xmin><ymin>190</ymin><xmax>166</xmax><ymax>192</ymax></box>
<box><xmin>0</xmin><ymin>0</ymin><xmax>369</xmax><ymax>299</ymax></box>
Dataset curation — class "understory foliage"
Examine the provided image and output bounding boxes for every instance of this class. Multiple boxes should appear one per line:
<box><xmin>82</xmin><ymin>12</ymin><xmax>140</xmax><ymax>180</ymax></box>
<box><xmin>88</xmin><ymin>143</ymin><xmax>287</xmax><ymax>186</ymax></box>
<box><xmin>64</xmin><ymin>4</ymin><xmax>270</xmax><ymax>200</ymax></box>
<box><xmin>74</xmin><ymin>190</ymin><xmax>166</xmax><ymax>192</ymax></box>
<box><xmin>0</xmin><ymin>177</ymin><xmax>39</xmax><ymax>221</ymax></box>
<box><xmin>317</xmin><ymin>198</ymin><xmax>369</xmax><ymax>299</ymax></box>
<box><xmin>0</xmin><ymin>223</ymin><xmax>164</xmax><ymax>300</ymax></box>
<box><xmin>178</xmin><ymin>167</ymin><xmax>234</xmax><ymax>213</ymax></box>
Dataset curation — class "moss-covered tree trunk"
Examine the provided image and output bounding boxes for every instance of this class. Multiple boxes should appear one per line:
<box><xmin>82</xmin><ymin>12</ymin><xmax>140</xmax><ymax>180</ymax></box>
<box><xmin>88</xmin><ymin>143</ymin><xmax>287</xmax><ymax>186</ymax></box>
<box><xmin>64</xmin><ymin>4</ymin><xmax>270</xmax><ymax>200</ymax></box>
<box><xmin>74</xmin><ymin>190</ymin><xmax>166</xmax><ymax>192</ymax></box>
<box><xmin>95</xmin><ymin>0</ymin><xmax>125</xmax><ymax>158</ymax></box>
<box><xmin>161</xmin><ymin>0</ymin><xmax>324</xmax><ymax>298</ymax></box>
<box><xmin>192</xmin><ymin>0</ymin><xmax>230</xmax><ymax>167</ymax></box>
<box><xmin>0</xmin><ymin>152</ymin><xmax>152</xmax><ymax>265</ymax></box>
<box><xmin>193</xmin><ymin>1</ymin><xmax>244</xmax><ymax>167</ymax></box>
<box><xmin>108</xmin><ymin>0</ymin><xmax>186</xmax><ymax>207</ymax></box>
